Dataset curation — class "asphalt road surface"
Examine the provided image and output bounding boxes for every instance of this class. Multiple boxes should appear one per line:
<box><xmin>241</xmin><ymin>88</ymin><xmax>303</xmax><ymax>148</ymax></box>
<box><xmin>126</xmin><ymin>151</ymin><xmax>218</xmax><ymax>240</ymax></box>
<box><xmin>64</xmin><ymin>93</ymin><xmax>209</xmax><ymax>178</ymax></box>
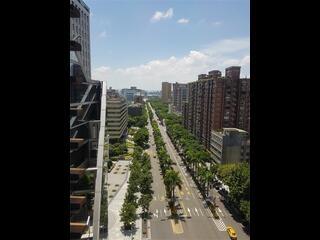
<box><xmin>146</xmin><ymin>103</ymin><xmax>250</xmax><ymax>240</ymax></box>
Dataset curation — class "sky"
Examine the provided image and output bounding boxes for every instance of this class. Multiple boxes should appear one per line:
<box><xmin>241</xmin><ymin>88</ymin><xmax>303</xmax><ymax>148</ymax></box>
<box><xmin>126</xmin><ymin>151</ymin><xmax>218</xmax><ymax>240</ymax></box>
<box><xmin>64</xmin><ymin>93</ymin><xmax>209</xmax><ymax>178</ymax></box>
<box><xmin>87</xmin><ymin>0</ymin><xmax>250</xmax><ymax>90</ymax></box>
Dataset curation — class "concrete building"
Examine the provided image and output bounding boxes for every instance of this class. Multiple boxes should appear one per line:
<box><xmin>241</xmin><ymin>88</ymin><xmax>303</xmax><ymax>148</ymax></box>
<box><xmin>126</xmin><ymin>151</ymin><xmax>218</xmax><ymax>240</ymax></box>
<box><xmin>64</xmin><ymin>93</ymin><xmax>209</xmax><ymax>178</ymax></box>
<box><xmin>70</xmin><ymin>0</ymin><xmax>91</xmax><ymax>80</ymax></box>
<box><xmin>237</xmin><ymin>78</ymin><xmax>250</xmax><ymax>133</ymax></box>
<box><xmin>210</xmin><ymin>128</ymin><xmax>250</xmax><ymax>164</ymax></box>
<box><xmin>106</xmin><ymin>89</ymin><xmax>128</xmax><ymax>140</ymax></box>
<box><xmin>172</xmin><ymin>82</ymin><xmax>188</xmax><ymax>113</ymax></box>
<box><xmin>183</xmin><ymin>66</ymin><xmax>250</xmax><ymax>150</ymax></box>
<box><xmin>128</xmin><ymin>103</ymin><xmax>143</xmax><ymax>116</ymax></box>
<box><xmin>133</xmin><ymin>95</ymin><xmax>144</xmax><ymax>104</ymax></box>
<box><xmin>161</xmin><ymin>82</ymin><xmax>172</xmax><ymax>103</ymax></box>
<box><xmin>70</xmin><ymin>4</ymin><xmax>108</xmax><ymax>239</ymax></box>
<box><xmin>120</xmin><ymin>87</ymin><xmax>145</xmax><ymax>102</ymax></box>
<box><xmin>184</xmin><ymin>71</ymin><xmax>224</xmax><ymax>148</ymax></box>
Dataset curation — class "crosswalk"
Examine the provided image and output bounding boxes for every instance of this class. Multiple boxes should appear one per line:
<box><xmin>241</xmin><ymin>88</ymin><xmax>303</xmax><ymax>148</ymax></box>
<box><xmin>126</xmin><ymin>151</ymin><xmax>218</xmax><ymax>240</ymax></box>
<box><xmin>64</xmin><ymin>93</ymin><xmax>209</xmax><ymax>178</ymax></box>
<box><xmin>151</xmin><ymin>206</ymin><xmax>227</xmax><ymax>232</ymax></box>
<box><xmin>151</xmin><ymin>207</ymin><xmax>207</xmax><ymax>219</ymax></box>
<box><xmin>152</xmin><ymin>194</ymin><xmax>196</xmax><ymax>201</ymax></box>
<box><xmin>211</xmin><ymin>216</ymin><xmax>227</xmax><ymax>231</ymax></box>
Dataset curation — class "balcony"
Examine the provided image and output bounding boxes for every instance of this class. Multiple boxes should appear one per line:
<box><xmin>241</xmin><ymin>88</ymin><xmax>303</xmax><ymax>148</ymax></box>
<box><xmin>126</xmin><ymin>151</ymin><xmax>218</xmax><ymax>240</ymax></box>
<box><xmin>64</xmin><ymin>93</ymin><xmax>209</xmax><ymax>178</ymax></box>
<box><xmin>70</xmin><ymin>4</ymin><xmax>80</xmax><ymax>18</ymax></box>
<box><xmin>70</xmin><ymin>196</ymin><xmax>87</xmax><ymax>215</ymax></box>
<box><xmin>70</xmin><ymin>222</ymin><xmax>89</xmax><ymax>239</ymax></box>
<box><xmin>70</xmin><ymin>168</ymin><xmax>86</xmax><ymax>184</ymax></box>
<box><xmin>70</xmin><ymin>40</ymin><xmax>82</xmax><ymax>52</ymax></box>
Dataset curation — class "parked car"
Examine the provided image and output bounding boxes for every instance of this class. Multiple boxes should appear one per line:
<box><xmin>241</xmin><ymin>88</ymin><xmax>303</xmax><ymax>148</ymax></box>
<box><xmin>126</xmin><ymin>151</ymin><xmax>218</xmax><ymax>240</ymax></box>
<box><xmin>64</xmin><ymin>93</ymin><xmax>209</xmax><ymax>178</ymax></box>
<box><xmin>226</xmin><ymin>226</ymin><xmax>237</xmax><ymax>240</ymax></box>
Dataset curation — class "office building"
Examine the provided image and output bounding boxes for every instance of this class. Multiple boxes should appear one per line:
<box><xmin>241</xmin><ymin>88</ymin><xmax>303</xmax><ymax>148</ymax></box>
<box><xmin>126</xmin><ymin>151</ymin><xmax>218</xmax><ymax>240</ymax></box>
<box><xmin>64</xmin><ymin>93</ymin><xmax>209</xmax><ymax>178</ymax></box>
<box><xmin>106</xmin><ymin>89</ymin><xmax>128</xmax><ymax>140</ymax></box>
<box><xmin>70</xmin><ymin>4</ymin><xmax>107</xmax><ymax>239</ymax></box>
<box><xmin>120</xmin><ymin>87</ymin><xmax>145</xmax><ymax>102</ymax></box>
<box><xmin>70</xmin><ymin>0</ymin><xmax>91</xmax><ymax>79</ymax></box>
<box><xmin>161</xmin><ymin>82</ymin><xmax>172</xmax><ymax>103</ymax></box>
<box><xmin>210</xmin><ymin>128</ymin><xmax>250</xmax><ymax>164</ymax></box>
<box><xmin>172</xmin><ymin>82</ymin><xmax>188</xmax><ymax>113</ymax></box>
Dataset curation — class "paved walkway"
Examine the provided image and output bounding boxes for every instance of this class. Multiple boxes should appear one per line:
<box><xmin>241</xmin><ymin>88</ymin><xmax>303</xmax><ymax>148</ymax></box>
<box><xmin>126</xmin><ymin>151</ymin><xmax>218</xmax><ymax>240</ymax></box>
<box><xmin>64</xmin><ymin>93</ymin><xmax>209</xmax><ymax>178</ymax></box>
<box><xmin>108</xmin><ymin>161</ymin><xmax>142</xmax><ymax>240</ymax></box>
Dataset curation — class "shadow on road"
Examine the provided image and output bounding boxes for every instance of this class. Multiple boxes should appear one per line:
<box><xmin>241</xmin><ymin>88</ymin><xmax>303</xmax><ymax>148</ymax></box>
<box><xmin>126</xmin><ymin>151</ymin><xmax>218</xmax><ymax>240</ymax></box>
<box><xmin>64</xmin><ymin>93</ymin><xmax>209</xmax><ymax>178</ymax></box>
<box><xmin>120</xmin><ymin>224</ymin><xmax>138</xmax><ymax>237</ymax></box>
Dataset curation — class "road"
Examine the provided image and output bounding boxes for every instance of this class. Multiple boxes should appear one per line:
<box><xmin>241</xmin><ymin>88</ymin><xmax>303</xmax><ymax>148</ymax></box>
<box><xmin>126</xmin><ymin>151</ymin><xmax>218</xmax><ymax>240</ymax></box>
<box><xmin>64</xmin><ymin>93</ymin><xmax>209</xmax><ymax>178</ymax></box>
<box><xmin>146</xmin><ymin>103</ymin><xmax>250</xmax><ymax>240</ymax></box>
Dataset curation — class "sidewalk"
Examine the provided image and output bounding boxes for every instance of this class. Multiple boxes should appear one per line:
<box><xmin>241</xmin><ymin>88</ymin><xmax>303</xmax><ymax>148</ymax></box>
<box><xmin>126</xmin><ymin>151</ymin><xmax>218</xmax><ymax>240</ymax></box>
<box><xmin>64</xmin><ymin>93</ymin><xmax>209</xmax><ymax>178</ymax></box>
<box><xmin>108</xmin><ymin>167</ymin><xmax>142</xmax><ymax>240</ymax></box>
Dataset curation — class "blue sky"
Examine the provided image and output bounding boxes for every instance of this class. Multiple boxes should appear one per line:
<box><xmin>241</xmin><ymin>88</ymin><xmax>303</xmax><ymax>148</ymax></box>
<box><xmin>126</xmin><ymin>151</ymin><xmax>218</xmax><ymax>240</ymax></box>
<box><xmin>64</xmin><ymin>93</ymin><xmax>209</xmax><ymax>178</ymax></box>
<box><xmin>87</xmin><ymin>0</ymin><xmax>250</xmax><ymax>90</ymax></box>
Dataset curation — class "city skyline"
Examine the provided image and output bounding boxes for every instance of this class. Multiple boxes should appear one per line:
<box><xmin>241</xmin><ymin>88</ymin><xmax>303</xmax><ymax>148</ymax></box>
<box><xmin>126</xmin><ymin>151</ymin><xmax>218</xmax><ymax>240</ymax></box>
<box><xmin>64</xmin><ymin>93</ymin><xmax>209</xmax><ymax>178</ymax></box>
<box><xmin>88</xmin><ymin>0</ymin><xmax>250</xmax><ymax>90</ymax></box>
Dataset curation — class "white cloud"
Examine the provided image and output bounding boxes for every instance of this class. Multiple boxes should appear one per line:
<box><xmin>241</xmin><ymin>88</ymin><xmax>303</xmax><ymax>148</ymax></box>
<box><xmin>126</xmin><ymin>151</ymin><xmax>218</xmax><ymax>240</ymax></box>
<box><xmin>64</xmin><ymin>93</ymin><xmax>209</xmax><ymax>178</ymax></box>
<box><xmin>99</xmin><ymin>30</ymin><xmax>107</xmax><ymax>38</ymax></box>
<box><xmin>177</xmin><ymin>18</ymin><xmax>189</xmax><ymax>24</ymax></box>
<box><xmin>92</xmin><ymin>37</ymin><xmax>250</xmax><ymax>90</ymax></box>
<box><xmin>150</xmin><ymin>8</ymin><xmax>173</xmax><ymax>22</ymax></box>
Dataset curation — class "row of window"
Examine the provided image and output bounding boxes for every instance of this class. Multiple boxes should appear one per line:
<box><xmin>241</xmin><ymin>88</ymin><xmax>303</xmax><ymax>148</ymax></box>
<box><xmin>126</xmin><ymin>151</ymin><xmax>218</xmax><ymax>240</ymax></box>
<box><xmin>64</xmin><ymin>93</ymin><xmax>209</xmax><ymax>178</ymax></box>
<box><xmin>71</xmin><ymin>1</ymin><xmax>89</xmax><ymax>21</ymax></box>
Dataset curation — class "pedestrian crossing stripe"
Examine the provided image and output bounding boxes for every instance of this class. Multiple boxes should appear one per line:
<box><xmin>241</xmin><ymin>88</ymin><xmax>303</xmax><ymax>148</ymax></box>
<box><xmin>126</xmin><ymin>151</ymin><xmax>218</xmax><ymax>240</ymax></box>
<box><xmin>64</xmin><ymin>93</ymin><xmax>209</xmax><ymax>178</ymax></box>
<box><xmin>212</xmin><ymin>218</ymin><xmax>227</xmax><ymax>231</ymax></box>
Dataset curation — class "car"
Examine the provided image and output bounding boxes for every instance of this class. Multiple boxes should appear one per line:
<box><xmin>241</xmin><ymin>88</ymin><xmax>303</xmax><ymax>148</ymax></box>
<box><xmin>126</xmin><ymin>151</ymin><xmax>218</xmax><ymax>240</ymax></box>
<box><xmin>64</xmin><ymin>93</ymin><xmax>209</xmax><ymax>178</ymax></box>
<box><xmin>226</xmin><ymin>226</ymin><xmax>237</xmax><ymax>240</ymax></box>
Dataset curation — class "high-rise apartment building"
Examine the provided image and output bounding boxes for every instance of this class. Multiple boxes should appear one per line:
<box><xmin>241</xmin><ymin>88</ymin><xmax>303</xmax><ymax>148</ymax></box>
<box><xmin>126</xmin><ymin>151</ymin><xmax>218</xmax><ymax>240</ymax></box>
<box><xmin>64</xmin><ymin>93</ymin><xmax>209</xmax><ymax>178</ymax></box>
<box><xmin>161</xmin><ymin>82</ymin><xmax>172</xmax><ymax>103</ymax></box>
<box><xmin>210</xmin><ymin>128</ymin><xmax>250</xmax><ymax>164</ymax></box>
<box><xmin>70</xmin><ymin>0</ymin><xmax>91</xmax><ymax>79</ymax></box>
<box><xmin>106</xmin><ymin>89</ymin><xmax>128</xmax><ymax>140</ymax></box>
<box><xmin>183</xmin><ymin>66</ymin><xmax>250</xmax><ymax>150</ymax></box>
<box><xmin>172</xmin><ymin>82</ymin><xmax>188</xmax><ymax>113</ymax></box>
<box><xmin>237</xmin><ymin>78</ymin><xmax>250</xmax><ymax>133</ymax></box>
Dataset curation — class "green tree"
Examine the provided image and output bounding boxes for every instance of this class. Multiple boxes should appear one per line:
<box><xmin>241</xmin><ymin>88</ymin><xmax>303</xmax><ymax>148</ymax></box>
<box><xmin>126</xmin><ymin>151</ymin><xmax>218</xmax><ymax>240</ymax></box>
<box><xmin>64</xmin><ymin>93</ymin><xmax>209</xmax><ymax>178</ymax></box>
<box><xmin>133</xmin><ymin>127</ymin><xmax>149</xmax><ymax>149</ymax></box>
<box><xmin>164</xmin><ymin>169</ymin><xmax>182</xmax><ymax>203</ymax></box>
<box><xmin>120</xmin><ymin>201</ymin><xmax>137</xmax><ymax>230</ymax></box>
<box><xmin>198</xmin><ymin>167</ymin><xmax>214</xmax><ymax>196</ymax></box>
<box><xmin>240</xmin><ymin>200</ymin><xmax>250</xmax><ymax>224</ymax></box>
<box><xmin>139</xmin><ymin>193</ymin><xmax>153</xmax><ymax>218</ymax></box>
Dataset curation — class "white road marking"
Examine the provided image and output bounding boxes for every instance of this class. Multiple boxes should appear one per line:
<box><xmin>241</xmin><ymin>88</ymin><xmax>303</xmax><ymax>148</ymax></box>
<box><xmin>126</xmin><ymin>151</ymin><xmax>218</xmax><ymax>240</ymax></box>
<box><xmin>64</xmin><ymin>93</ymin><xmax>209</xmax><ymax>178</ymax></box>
<box><xmin>153</xmin><ymin>196</ymin><xmax>156</xmax><ymax>200</ymax></box>
<box><xmin>154</xmin><ymin>209</ymin><xmax>158</xmax><ymax>218</ymax></box>
<box><xmin>191</xmin><ymin>192</ymin><xmax>196</xmax><ymax>199</ymax></box>
<box><xmin>164</xmin><ymin>209</ymin><xmax>167</xmax><ymax>216</ymax></box>
<box><xmin>199</xmin><ymin>208</ymin><xmax>204</xmax><ymax>216</ymax></box>
<box><xmin>205</xmin><ymin>208</ymin><xmax>227</xmax><ymax>231</ymax></box>
<box><xmin>194</xmin><ymin>208</ymin><xmax>200</xmax><ymax>216</ymax></box>
<box><xmin>187</xmin><ymin>208</ymin><xmax>191</xmax><ymax>216</ymax></box>
<box><xmin>218</xmin><ymin>208</ymin><xmax>225</xmax><ymax>217</ymax></box>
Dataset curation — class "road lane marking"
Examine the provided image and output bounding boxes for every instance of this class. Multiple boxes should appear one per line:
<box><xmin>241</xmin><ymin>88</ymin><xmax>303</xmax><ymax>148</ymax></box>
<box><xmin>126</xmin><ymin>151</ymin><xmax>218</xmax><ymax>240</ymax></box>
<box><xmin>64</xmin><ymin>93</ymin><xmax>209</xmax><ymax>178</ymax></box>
<box><xmin>194</xmin><ymin>208</ymin><xmax>200</xmax><ymax>216</ymax></box>
<box><xmin>187</xmin><ymin>208</ymin><xmax>191</xmax><ymax>216</ymax></box>
<box><xmin>160</xmin><ymin>196</ymin><xmax>165</xmax><ymax>201</ymax></box>
<box><xmin>199</xmin><ymin>208</ymin><xmax>204</xmax><ymax>216</ymax></box>
<box><xmin>170</xmin><ymin>219</ymin><xmax>184</xmax><ymax>234</ymax></box>
<box><xmin>179</xmin><ymin>201</ymin><xmax>188</xmax><ymax>217</ymax></box>
<box><xmin>205</xmin><ymin>208</ymin><xmax>227</xmax><ymax>231</ymax></box>
<box><xmin>180</xmin><ymin>191</ymin><xmax>184</xmax><ymax>196</ymax></box>
<box><xmin>164</xmin><ymin>209</ymin><xmax>167</xmax><ymax>216</ymax></box>
<box><xmin>217</xmin><ymin>207</ymin><xmax>225</xmax><ymax>217</ymax></box>
<box><xmin>153</xmin><ymin>196</ymin><xmax>156</xmax><ymax>200</ymax></box>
